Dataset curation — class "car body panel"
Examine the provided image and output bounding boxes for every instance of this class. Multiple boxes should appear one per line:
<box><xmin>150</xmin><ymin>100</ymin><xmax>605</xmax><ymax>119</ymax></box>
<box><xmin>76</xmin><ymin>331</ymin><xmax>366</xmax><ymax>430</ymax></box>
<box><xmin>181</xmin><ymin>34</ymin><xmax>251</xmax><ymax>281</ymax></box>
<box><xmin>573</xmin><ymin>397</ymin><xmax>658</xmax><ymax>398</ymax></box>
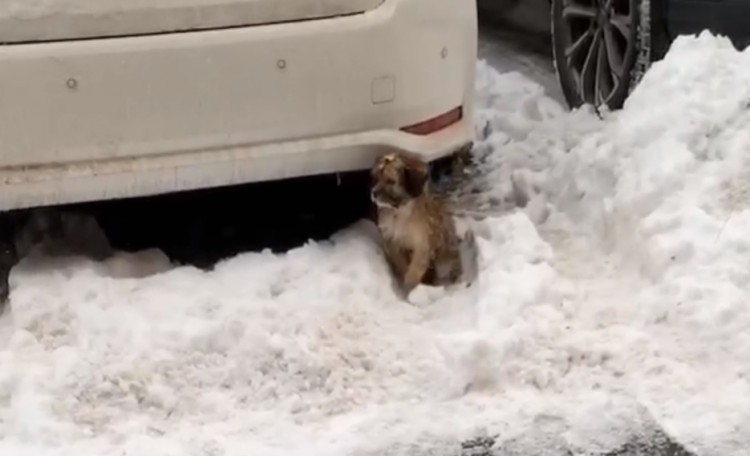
<box><xmin>0</xmin><ymin>0</ymin><xmax>384</xmax><ymax>43</ymax></box>
<box><xmin>666</xmin><ymin>0</ymin><xmax>750</xmax><ymax>49</ymax></box>
<box><xmin>0</xmin><ymin>0</ymin><xmax>477</xmax><ymax>210</ymax></box>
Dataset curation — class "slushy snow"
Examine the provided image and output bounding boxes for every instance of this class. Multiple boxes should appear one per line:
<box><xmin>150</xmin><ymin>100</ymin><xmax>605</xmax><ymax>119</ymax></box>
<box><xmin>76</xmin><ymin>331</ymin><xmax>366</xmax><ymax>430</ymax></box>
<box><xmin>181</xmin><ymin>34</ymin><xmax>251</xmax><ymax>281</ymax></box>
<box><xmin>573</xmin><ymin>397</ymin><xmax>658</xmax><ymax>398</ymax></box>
<box><xmin>2</xmin><ymin>32</ymin><xmax>750</xmax><ymax>455</ymax></box>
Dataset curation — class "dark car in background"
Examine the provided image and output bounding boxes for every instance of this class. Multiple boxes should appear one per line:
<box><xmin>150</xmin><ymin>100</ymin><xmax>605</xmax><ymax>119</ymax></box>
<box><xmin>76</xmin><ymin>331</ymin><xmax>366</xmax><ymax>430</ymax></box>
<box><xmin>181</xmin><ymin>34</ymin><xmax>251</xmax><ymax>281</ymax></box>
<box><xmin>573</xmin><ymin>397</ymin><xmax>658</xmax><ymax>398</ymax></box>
<box><xmin>479</xmin><ymin>0</ymin><xmax>750</xmax><ymax>109</ymax></box>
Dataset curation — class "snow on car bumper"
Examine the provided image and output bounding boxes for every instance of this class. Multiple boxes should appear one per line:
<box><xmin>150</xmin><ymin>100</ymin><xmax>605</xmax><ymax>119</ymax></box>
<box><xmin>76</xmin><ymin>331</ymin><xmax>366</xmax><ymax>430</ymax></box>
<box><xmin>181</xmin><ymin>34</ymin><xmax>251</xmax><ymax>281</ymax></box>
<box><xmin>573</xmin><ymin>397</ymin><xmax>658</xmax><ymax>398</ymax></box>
<box><xmin>0</xmin><ymin>0</ymin><xmax>476</xmax><ymax>211</ymax></box>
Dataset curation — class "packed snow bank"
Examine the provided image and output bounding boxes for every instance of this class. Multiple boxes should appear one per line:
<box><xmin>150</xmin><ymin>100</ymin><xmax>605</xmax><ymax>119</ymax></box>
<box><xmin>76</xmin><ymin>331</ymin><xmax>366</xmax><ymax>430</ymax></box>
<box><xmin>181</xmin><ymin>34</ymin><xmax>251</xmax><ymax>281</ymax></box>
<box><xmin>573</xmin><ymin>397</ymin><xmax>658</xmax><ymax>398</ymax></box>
<box><xmin>1</xmin><ymin>31</ymin><xmax>749</xmax><ymax>455</ymax></box>
<box><xmin>472</xmin><ymin>31</ymin><xmax>750</xmax><ymax>455</ymax></box>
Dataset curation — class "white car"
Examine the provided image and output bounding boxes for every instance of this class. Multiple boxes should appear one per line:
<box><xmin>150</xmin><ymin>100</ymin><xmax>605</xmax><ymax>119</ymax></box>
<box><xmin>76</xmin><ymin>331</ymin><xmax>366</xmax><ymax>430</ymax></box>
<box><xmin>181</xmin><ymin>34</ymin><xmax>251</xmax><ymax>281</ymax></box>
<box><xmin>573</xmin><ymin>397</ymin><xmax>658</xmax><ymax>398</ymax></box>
<box><xmin>0</xmin><ymin>0</ymin><xmax>477</xmax><ymax>211</ymax></box>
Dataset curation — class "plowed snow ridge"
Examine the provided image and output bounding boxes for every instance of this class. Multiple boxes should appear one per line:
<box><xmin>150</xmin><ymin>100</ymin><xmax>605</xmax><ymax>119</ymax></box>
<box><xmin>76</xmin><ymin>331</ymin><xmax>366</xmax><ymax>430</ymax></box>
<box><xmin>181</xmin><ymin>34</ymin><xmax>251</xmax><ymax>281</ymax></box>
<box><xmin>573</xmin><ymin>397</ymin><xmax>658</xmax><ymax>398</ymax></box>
<box><xmin>1</xmin><ymin>32</ymin><xmax>749</xmax><ymax>456</ymax></box>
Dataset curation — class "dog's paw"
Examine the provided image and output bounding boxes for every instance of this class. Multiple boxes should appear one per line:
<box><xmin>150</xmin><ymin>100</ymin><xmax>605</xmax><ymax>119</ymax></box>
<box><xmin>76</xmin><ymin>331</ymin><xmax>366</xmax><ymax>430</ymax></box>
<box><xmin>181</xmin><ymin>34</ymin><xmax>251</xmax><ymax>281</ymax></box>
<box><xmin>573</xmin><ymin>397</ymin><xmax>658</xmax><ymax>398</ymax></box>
<box><xmin>407</xmin><ymin>284</ymin><xmax>447</xmax><ymax>306</ymax></box>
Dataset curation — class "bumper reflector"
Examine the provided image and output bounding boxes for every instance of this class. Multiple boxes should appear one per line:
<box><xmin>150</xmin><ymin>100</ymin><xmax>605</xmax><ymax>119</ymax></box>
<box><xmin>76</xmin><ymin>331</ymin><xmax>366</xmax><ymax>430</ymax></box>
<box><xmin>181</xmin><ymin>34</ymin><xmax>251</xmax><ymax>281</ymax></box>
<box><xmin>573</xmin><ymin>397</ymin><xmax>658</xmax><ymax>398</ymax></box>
<box><xmin>400</xmin><ymin>106</ymin><xmax>463</xmax><ymax>136</ymax></box>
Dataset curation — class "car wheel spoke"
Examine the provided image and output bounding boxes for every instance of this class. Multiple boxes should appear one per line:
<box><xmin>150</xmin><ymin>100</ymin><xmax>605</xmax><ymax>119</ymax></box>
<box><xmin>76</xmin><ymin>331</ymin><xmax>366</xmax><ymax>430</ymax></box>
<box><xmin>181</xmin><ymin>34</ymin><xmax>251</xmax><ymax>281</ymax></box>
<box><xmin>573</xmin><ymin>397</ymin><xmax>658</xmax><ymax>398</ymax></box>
<box><xmin>563</xmin><ymin>3</ymin><xmax>597</xmax><ymax>19</ymax></box>
<box><xmin>595</xmin><ymin>35</ymin><xmax>613</xmax><ymax>105</ymax></box>
<box><xmin>566</xmin><ymin>27</ymin><xmax>595</xmax><ymax>60</ymax></box>
<box><xmin>579</xmin><ymin>29</ymin><xmax>601</xmax><ymax>104</ymax></box>
<box><xmin>603</xmin><ymin>24</ymin><xmax>624</xmax><ymax>84</ymax></box>
<box><xmin>611</xmin><ymin>14</ymin><xmax>631</xmax><ymax>38</ymax></box>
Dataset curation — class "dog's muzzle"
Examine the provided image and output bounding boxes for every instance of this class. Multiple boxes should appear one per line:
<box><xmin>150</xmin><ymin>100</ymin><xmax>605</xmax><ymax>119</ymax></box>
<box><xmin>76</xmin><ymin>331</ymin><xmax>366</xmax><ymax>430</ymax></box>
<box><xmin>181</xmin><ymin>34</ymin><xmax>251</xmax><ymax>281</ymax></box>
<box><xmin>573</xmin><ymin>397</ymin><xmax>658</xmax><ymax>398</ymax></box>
<box><xmin>371</xmin><ymin>190</ymin><xmax>397</xmax><ymax>209</ymax></box>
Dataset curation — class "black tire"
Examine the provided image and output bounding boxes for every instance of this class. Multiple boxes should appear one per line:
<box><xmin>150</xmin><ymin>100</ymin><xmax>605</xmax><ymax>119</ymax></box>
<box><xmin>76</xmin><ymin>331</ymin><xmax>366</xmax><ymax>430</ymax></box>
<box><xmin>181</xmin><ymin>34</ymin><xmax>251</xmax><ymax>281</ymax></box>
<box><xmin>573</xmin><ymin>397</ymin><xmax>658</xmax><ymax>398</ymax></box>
<box><xmin>551</xmin><ymin>0</ymin><xmax>652</xmax><ymax>110</ymax></box>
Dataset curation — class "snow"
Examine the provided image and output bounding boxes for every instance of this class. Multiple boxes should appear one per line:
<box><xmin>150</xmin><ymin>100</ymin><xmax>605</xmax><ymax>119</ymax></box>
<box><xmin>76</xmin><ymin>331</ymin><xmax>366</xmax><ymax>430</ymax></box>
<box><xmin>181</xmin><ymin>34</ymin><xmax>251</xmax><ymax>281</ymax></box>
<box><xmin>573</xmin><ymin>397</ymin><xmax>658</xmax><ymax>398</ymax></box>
<box><xmin>2</xmin><ymin>31</ymin><xmax>750</xmax><ymax>455</ymax></box>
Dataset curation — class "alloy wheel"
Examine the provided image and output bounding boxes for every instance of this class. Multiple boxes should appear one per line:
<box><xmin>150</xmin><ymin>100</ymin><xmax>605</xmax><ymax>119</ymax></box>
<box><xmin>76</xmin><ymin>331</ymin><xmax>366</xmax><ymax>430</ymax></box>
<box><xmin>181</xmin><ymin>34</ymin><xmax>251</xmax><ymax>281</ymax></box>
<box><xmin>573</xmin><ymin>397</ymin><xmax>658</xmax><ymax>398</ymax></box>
<box><xmin>557</xmin><ymin>0</ymin><xmax>637</xmax><ymax>107</ymax></box>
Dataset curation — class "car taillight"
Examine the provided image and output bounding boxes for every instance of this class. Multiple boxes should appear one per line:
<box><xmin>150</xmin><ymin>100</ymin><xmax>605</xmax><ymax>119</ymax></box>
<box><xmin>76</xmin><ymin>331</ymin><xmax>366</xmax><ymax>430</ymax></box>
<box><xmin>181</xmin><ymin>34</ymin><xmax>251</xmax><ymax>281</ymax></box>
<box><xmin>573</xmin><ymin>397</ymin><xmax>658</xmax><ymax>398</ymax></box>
<box><xmin>400</xmin><ymin>106</ymin><xmax>463</xmax><ymax>136</ymax></box>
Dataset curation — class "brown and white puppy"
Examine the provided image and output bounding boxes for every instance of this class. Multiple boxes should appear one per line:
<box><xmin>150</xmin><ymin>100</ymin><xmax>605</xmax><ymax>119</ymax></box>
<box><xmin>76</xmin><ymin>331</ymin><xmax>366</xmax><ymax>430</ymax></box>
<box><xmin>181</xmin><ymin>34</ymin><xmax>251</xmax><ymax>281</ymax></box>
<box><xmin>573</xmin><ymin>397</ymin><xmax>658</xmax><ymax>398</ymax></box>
<box><xmin>370</xmin><ymin>151</ymin><xmax>478</xmax><ymax>299</ymax></box>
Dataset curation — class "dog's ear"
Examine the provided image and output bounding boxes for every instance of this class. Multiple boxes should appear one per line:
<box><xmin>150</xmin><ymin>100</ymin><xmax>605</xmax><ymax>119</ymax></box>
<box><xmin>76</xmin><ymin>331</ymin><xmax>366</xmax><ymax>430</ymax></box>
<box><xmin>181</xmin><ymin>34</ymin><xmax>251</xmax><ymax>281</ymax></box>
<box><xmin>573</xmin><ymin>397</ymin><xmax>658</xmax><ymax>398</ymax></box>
<box><xmin>403</xmin><ymin>160</ymin><xmax>429</xmax><ymax>197</ymax></box>
<box><xmin>370</xmin><ymin>163</ymin><xmax>379</xmax><ymax>183</ymax></box>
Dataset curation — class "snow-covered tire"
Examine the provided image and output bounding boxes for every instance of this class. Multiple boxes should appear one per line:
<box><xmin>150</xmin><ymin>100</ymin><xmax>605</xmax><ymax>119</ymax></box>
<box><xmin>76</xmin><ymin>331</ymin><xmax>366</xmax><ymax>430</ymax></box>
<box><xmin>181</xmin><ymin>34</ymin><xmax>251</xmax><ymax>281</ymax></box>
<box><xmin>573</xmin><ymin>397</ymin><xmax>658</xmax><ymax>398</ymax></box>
<box><xmin>551</xmin><ymin>0</ymin><xmax>665</xmax><ymax>110</ymax></box>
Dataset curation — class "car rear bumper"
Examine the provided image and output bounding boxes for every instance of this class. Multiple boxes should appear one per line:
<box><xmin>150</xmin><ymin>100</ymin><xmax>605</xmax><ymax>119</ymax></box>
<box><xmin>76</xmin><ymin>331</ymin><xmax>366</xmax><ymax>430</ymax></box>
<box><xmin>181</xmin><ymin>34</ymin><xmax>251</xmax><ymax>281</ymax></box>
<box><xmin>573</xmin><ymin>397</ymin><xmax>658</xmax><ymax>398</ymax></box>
<box><xmin>0</xmin><ymin>119</ymin><xmax>472</xmax><ymax>211</ymax></box>
<box><xmin>0</xmin><ymin>0</ymin><xmax>477</xmax><ymax>210</ymax></box>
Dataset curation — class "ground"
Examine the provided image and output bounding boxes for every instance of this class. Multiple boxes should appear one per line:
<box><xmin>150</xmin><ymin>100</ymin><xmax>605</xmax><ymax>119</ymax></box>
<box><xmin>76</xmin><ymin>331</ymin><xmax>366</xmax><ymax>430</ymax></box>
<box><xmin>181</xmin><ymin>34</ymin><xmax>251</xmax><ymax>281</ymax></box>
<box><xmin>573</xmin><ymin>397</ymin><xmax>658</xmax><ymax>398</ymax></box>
<box><xmin>1</xmin><ymin>23</ymin><xmax>749</xmax><ymax>456</ymax></box>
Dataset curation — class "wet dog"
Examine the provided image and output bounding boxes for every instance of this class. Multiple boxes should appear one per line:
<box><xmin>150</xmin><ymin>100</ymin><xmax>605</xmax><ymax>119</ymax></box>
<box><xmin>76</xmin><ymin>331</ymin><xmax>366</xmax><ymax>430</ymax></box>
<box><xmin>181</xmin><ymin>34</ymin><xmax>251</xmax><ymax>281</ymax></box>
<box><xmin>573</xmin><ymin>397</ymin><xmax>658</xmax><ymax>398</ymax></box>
<box><xmin>370</xmin><ymin>151</ymin><xmax>478</xmax><ymax>300</ymax></box>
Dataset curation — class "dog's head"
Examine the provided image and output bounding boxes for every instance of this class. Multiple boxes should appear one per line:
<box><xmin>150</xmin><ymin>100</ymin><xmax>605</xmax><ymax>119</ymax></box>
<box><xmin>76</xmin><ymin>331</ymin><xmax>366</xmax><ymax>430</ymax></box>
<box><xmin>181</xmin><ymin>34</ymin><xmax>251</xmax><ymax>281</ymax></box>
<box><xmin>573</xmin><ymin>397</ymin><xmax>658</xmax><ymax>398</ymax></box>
<box><xmin>370</xmin><ymin>152</ymin><xmax>429</xmax><ymax>208</ymax></box>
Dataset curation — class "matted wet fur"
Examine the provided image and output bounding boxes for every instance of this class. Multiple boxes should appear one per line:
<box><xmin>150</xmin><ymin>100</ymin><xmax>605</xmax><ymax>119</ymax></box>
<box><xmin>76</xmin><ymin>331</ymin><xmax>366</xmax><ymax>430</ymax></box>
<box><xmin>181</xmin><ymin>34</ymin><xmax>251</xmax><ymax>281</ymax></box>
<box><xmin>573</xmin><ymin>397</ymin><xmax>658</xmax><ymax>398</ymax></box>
<box><xmin>370</xmin><ymin>151</ymin><xmax>478</xmax><ymax>299</ymax></box>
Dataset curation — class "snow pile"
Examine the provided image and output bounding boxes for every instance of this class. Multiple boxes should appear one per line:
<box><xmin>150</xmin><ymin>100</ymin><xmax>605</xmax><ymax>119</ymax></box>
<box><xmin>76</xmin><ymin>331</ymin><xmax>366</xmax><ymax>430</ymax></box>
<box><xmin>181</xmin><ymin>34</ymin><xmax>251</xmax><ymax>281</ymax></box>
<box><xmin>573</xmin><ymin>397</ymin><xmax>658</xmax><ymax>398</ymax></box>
<box><xmin>471</xmin><ymin>31</ymin><xmax>750</xmax><ymax>455</ymax></box>
<box><xmin>1</xmin><ymin>31</ymin><xmax>750</xmax><ymax>455</ymax></box>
